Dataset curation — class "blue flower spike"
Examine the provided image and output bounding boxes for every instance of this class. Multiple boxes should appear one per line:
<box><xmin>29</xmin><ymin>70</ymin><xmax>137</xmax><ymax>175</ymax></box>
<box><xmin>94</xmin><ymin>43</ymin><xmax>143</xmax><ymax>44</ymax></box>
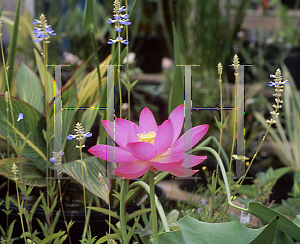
<box><xmin>107</xmin><ymin>0</ymin><xmax>130</xmax><ymax>45</ymax></box>
<box><xmin>32</xmin><ymin>14</ymin><xmax>56</xmax><ymax>43</ymax></box>
<box><xmin>266</xmin><ymin>68</ymin><xmax>290</xmax><ymax>125</ymax></box>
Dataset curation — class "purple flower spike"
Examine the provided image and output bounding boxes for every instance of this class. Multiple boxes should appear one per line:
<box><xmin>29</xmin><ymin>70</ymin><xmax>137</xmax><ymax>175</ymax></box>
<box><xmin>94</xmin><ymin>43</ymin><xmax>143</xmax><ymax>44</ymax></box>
<box><xmin>86</xmin><ymin>132</ymin><xmax>92</xmax><ymax>138</ymax></box>
<box><xmin>115</xmin><ymin>27</ymin><xmax>122</xmax><ymax>32</ymax></box>
<box><xmin>32</xmin><ymin>14</ymin><xmax>56</xmax><ymax>43</ymax></box>
<box><xmin>49</xmin><ymin>158</ymin><xmax>55</xmax><ymax>163</ymax></box>
<box><xmin>121</xmin><ymin>40</ymin><xmax>129</xmax><ymax>45</ymax></box>
<box><xmin>114</xmin><ymin>16</ymin><xmax>121</xmax><ymax>20</ymax></box>
<box><xmin>122</xmin><ymin>14</ymin><xmax>129</xmax><ymax>19</ymax></box>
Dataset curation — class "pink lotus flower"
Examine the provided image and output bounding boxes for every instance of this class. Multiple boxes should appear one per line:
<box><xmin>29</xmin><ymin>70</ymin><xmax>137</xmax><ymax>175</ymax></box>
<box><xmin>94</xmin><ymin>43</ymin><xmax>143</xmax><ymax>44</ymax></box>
<box><xmin>88</xmin><ymin>105</ymin><xmax>208</xmax><ymax>179</ymax></box>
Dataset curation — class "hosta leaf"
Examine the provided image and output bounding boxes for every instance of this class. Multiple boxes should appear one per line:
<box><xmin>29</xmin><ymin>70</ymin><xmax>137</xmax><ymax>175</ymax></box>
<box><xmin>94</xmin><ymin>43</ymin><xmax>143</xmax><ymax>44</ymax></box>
<box><xmin>16</xmin><ymin>62</ymin><xmax>44</xmax><ymax>114</ymax></box>
<box><xmin>0</xmin><ymin>158</ymin><xmax>46</xmax><ymax>186</ymax></box>
<box><xmin>58</xmin><ymin>156</ymin><xmax>110</xmax><ymax>203</ymax></box>
<box><xmin>0</xmin><ymin>97</ymin><xmax>47</xmax><ymax>171</ymax></box>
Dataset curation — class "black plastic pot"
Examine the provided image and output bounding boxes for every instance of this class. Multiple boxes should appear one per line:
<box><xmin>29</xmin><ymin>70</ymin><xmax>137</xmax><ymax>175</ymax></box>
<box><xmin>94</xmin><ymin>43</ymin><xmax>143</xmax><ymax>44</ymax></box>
<box><xmin>0</xmin><ymin>182</ymin><xmax>166</xmax><ymax>243</ymax></box>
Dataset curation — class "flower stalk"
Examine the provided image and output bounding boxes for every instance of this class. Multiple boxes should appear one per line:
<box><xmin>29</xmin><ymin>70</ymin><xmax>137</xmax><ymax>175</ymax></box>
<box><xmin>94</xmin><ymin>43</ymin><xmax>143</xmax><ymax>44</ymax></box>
<box><xmin>33</xmin><ymin>14</ymin><xmax>56</xmax><ymax>208</ymax></box>
<box><xmin>12</xmin><ymin>163</ymin><xmax>27</xmax><ymax>244</ymax></box>
<box><xmin>67</xmin><ymin>122</ymin><xmax>92</xmax><ymax>239</ymax></box>
<box><xmin>119</xmin><ymin>179</ymin><xmax>129</xmax><ymax>244</ymax></box>
<box><xmin>149</xmin><ymin>170</ymin><xmax>158</xmax><ymax>239</ymax></box>
<box><xmin>235</xmin><ymin>69</ymin><xmax>289</xmax><ymax>189</ymax></box>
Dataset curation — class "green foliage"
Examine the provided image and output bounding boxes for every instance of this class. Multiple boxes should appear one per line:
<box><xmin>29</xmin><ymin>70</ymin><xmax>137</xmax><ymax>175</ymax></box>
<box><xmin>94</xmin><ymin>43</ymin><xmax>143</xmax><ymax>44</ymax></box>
<box><xmin>83</xmin><ymin>0</ymin><xmax>97</xmax><ymax>33</ymax></box>
<box><xmin>254</xmin><ymin>66</ymin><xmax>300</xmax><ymax>171</ymax></box>
<box><xmin>246</xmin><ymin>202</ymin><xmax>300</xmax><ymax>241</ymax></box>
<box><xmin>4</xmin><ymin>0</ymin><xmax>21</xmax><ymax>92</ymax></box>
<box><xmin>238</xmin><ymin>167</ymin><xmax>291</xmax><ymax>204</ymax></box>
<box><xmin>168</xmin><ymin>23</ymin><xmax>183</xmax><ymax>115</ymax></box>
<box><xmin>153</xmin><ymin>216</ymin><xmax>285</xmax><ymax>244</ymax></box>
<box><xmin>0</xmin><ymin>96</ymin><xmax>47</xmax><ymax>168</ymax></box>
<box><xmin>58</xmin><ymin>157</ymin><xmax>110</xmax><ymax>203</ymax></box>
<box><xmin>16</xmin><ymin>62</ymin><xmax>44</xmax><ymax>114</ymax></box>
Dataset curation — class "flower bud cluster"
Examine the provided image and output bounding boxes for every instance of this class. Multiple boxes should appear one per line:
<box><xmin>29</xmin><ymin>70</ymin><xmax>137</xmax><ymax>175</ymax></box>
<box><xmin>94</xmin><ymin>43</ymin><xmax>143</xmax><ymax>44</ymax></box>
<box><xmin>33</xmin><ymin>14</ymin><xmax>56</xmax><ymax>43</ymax></box>
<box><xmin>11</xmin><ymin>162</ymin><xmax>18</xmax><ymax>180</ymax></box>
<box><xmin>266</xmin><ymin>69</ymin><xmax>290</xmax><ymax>124</ymax></box>
<box><xmin>106</xmin><ymin>0</ymin><xmax>131</xmax><ymax>45</ymax></box>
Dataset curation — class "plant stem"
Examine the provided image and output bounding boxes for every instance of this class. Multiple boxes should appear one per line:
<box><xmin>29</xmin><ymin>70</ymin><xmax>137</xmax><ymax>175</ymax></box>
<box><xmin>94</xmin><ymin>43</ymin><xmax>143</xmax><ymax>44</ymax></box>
<box><xmin>209</xmin><ymin>69</ymin><xmax>224</xmax><ymax>223</ymax></box>
<box><xmin>79</xmin><ymin>139</ymin><xmax>87</xmax><ymax>240</ymax></box>
<box><xmin>149</xmin><ymin>171</ymin><xmax>158</xmax><ymax>239</ymax></box>
<box><xmin>14</xmin><ymin>179</ymin><xmax>27</xmax><ymax>244</ymax></box>
<box><xmin>129</xmin><ymin>180</ymin><xmax>170</xmax><ymax>232</ymax></box>
<box><xmin>58</xmin><ymin>174</ymin><xmax>72</xmax><ymax>243</ymax></box>
<box><xmin>125</xmin><ymin>0</ymin><xmax>131</xmax><ymax>121</ymax></box>
<box><xmin>120</xmin><ymin>179</ymin><xmax>128</xmax><ymax>244</ymax></box>
<box><xmin>118</xmin><ymin>33</ymin><xmax>122</xmax><ymax>118</ymax></box>
<box><xmin>43</xmin><ymin>40</ymin><xmax>50</xmax><ymax>209</ymax></box>
<box><xmin>191</xmin><ymin>146</ymin><xmax>246</xmax><ymax>212</ymax></box>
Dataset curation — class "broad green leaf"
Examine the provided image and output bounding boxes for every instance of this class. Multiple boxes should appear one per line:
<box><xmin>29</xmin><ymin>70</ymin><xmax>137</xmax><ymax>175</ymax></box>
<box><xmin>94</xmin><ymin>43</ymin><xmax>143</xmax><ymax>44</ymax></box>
<box><xmin>168</xmin><ymin>23</ymin><xmax>183</xmax><ymax>115</ymax></box>
<box><xmin>250</xmin><ymin>216</ymin><xmax>278</xmax><ymax>244</ymax></box>
<box><xmin>58</xmin><ymin>156</ymin><xmax>110</xmax><ymax>203</ymax></box>
<box><xmin>33</xmin><ymin>48</ymin><xmax>55</xmax><ymax>105</ymax></box>
<box><xmin>62</xmin><ymin>79</ymin><xmax>77</xmax><ymax>107</ymax></box>
<box><xmin>246</xmin><ymin>202</ymin><xmax>300</xmax><ymax>241</ymax></box>
<box><xmin>16</xmin><ymin>62</ymin><xmax>44</xmax><ymax>114</ymax></box>
<box><xmin>77</xmin><ymin>55</ymin><xmax>110</xmax><ymax>107</ymax></box>
<box><xmin>0</xmin><ymin>97</ymin><xmax>47</xmax><ymax>170</ymax></box>
<box><xmin>80</xmin><ymin>98</ymin><xmax>100</xmax><ymax>145</ymax></box>
<box><xmin>0</xmin><ymin>158</ymin><xmax>46</xmax><ymax>186</ymax></box>
<box><xmin>167</xmin><ymin>209</ymin><xmax>180</xmax><ymax>224</ymax></box>
<box><xmin>273</xmin><ymin>231</ymin><xmax>295</xmax><ymax>244</ymax></box>
<box><xmin>0</xmin><ymin>157</ymin><xmax>27</xmax><ymax>178</ymax></box>
<box><xmin>83</xmin><ymin>0</ymin><xmax>97</xmax><ymax>33</ymax></box>
<box><xmin>62</xmin><ymin>96</ymin><xmax>77</xmax><ymax>149</ymax></box>
<box><xmin>294</xmin><ymin>214</ymin><xmax>300</xmax><ymax>227</ymax></box>
<box><xmin>5</xmin><ymin>0</ymin><xmax>21</xmax><ymax>91</ymax></box>
<box><xmin>273</xmin><ymin>166</ymin><xmax>292</xmax><ymax>179</ymax></box>
<box><xmin>153</xmin><ymin>216</ymin><xmax>269</xmax><ymax>244</ymax></box>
